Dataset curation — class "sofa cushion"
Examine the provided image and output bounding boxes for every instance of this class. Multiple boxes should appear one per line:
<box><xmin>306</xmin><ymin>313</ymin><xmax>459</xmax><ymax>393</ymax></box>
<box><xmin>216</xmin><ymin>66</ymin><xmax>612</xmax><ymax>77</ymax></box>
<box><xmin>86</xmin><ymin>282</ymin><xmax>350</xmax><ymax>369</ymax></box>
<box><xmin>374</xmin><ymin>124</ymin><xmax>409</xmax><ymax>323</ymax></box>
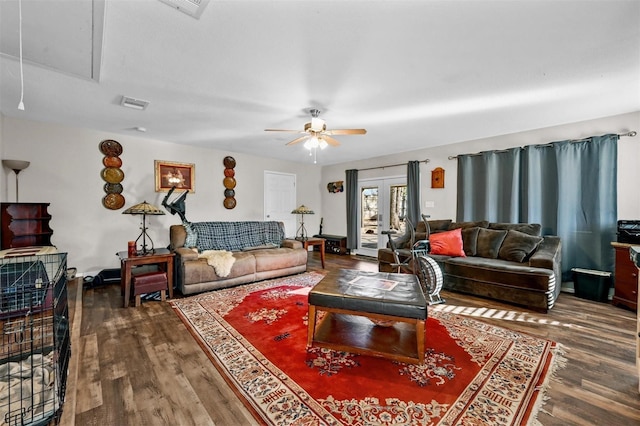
<box><xmin>429</xmin><ymin>228</ymin><xmax>466</xmax><ymax>257</ymax></box>
<box><xmin>476</xmin><ymin>228</ymin><xmax>508</xmax><ymax>259</ymax></box>
<box><xmin>427</xmin><ymin>219</ymin><xmax>452</xmax><ymax>233</ymax></box>
<box><xmin>192</xmin><ymin>221</ymin><xmax>284</xmax><ymax>251</ymax></box>
<box><xmin>461</xmin><ymin>227</ymin><xmax>480</xmax><ymax>256</ymax></box>
<box><xmin>498</xmin><ymin>229</ymin><xmax>544</xmax><ymax>263</ymax></box>
<box><xmin>449</xmin><ymin>220</ymin><xmax>490</xmax><ymax>230</ymax></box>
<box><xmin>489</xmin><ymin>222</ymin><xmax>541</xmax><ymax>236</ymax></box>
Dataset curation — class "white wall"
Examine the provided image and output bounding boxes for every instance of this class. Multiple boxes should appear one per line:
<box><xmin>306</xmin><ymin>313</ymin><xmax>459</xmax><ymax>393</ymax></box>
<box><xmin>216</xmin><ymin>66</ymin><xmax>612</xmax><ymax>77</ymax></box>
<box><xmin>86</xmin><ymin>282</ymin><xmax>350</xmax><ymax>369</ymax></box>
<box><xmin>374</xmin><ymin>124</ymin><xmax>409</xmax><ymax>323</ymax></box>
<box><xmin>320</xmin><ymin>111</ymin><xmax>640</xmax><ymax>236</ymax></box>
<box><xmin>0</xmin><ymin>117</ymin><xmax>322</xmax><ymax>275</ymax></box>
<box><xmin>2</xmin><ymin>112</ymin><xmax>638</xmax><ymax>275</ymax></box>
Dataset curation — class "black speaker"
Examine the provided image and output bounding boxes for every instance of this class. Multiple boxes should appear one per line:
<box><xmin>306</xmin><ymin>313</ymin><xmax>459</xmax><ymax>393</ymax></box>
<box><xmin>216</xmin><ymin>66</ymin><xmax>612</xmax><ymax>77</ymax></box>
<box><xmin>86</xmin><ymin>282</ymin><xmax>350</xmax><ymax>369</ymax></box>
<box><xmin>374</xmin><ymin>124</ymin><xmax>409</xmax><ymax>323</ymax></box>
<box><xmin>617</xmin><ymin>220</ymin><xmax>640</xmax><ymax>244</ymax></box>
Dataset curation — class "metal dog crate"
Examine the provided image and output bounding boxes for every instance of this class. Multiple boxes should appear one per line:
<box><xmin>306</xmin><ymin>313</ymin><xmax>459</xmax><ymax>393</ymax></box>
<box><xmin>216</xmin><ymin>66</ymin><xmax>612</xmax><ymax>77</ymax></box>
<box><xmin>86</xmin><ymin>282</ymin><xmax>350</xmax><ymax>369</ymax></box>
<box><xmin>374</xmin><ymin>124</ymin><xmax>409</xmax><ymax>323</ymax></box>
<box><xmin>0</xmin><ymin>252</ymin><xmax>70</xmax><ymax>425</ymax></box>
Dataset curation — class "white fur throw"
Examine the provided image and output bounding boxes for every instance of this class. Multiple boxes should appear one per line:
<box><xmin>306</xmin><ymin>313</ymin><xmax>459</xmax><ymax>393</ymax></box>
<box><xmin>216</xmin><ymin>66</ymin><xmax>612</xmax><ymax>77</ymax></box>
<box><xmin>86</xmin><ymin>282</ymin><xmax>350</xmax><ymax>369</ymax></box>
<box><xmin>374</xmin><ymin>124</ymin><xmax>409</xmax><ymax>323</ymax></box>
<box><xmin>198</xmin><ymin>250</ymin><xmax>236</xmax><ymax>277</ymax></box>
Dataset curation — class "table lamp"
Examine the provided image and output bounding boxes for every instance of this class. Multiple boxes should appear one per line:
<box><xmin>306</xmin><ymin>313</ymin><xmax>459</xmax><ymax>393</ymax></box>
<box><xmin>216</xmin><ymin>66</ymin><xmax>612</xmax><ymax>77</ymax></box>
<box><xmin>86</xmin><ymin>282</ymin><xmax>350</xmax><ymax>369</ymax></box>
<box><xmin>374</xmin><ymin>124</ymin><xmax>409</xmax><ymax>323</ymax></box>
<box><xmin>122</xmin><ymin>201</ymin><xmax>165</xmax><ymax>255</ymax></box>
<box><xmin>2</xmin><ymin>159</ymin><xmax>30</xmax><ymax>202</ymax></box>
<box><xmin>291</xmin><ymin>204</ymin><xmax>314</xmax><ymax>241</ymax></box>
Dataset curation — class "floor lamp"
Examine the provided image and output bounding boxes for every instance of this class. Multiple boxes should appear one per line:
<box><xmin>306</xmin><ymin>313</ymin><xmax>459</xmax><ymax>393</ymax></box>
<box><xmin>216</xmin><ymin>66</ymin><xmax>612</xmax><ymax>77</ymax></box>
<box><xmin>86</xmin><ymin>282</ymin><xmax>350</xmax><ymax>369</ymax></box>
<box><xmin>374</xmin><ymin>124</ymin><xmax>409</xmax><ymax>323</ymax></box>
<box><xmin>291</xmin><ymin>204</ymin><xmax>314</xmax><ymax>241</ymax></box>
<box><xmin>122</xmin><ymin>201</ymin><xmax>166</xmax><ymax>255</ymax></box>
<box><xmin>2</xmin><ymin>160</ymin><xmax>30</xmax><ymax>202</ymax></box>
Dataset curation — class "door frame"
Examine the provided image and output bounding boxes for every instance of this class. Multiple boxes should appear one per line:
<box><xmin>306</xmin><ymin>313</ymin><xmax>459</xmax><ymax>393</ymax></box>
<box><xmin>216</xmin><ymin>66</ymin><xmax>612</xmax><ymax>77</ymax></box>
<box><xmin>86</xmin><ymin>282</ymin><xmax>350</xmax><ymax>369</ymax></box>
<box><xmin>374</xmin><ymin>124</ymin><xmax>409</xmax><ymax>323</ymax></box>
<box><xmin>355</xmin><ymin>175</ymin><xmax>406</xmax><ymax>257</ymax></box>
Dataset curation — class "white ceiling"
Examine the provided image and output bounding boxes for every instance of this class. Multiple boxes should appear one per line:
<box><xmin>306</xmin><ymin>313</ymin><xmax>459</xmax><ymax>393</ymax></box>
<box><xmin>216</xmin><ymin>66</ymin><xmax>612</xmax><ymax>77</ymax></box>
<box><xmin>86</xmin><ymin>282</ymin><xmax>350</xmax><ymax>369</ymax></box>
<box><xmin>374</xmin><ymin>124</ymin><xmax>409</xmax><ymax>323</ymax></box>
<box><xmin>1</xmin><ymin>0</ymin><xmax>639</xmax><ymax>165</ymax></box>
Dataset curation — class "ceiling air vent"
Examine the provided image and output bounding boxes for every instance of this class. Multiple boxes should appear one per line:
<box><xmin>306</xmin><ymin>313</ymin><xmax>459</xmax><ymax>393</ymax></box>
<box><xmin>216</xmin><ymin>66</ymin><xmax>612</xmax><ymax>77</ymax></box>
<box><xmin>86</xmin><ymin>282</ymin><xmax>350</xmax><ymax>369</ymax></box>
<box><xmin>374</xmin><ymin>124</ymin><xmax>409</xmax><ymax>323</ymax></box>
<box><xmin>120</xmin><ymin>96</ymin><xmax>150</xmax><ymax>111</ymax></box>
<box><xmin>158</xmin><ymin>0</ymin><xmax>211</xmax><ymax>19</ymax></box>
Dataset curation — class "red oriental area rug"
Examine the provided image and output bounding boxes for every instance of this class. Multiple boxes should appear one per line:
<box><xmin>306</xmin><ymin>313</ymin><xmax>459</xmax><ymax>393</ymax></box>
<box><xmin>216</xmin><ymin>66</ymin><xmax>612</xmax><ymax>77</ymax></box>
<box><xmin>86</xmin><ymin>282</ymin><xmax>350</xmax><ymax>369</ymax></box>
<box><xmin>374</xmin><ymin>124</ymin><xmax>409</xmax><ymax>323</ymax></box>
<box><xmin>171</xmin><ymin>272</ymin><xmax>565</xmax><ymax>425</ymax></box>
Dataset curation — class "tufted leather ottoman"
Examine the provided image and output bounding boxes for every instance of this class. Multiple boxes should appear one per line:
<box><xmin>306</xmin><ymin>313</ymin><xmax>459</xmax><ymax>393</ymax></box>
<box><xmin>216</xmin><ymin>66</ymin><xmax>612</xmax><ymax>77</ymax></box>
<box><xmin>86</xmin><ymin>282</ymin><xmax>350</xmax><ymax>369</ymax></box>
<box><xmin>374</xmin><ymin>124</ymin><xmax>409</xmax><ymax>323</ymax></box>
<box><xmin>307</xmin><ymin>269</ymin><xmax>428</xmax><ymax>364</ymax></box>
<box><xmin>132</xmin><ymin>271</ymin><xmax>168</xmax><ymax>307</ymax></box>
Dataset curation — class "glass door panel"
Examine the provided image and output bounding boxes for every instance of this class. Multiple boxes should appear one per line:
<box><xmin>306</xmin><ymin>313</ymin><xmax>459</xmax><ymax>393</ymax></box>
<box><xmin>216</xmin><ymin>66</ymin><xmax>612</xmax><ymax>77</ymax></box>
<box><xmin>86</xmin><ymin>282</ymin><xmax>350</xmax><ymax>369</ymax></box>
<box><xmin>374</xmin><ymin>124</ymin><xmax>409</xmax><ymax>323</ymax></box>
<box><xmin>356</xmin><ymin>178</ymin><xmax>406</xmax><ymax>257</ymax></box>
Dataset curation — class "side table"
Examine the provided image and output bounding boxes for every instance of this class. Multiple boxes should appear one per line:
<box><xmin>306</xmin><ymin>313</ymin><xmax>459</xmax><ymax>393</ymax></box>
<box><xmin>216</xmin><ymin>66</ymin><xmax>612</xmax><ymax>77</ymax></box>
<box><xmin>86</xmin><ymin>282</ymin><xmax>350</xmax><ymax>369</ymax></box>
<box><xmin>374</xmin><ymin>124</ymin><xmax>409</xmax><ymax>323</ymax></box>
<box><xmin>302</xmin><ymin>238</ymin><xmax>325</xmax><ymax>268</ymax></box>
<box><xmin>118</xmin><ymin>248</ymin><xmax>175</xmax><ymax>308</ymax></box>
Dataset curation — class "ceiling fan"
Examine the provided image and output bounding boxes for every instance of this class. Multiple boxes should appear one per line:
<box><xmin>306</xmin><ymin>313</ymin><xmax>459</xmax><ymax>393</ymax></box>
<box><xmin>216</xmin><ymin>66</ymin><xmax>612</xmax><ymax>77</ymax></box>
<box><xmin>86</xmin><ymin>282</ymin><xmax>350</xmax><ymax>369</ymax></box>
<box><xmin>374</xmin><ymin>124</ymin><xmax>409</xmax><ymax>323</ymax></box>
<box><xmin>265</xmin><ymin>109</ymin><xmax>367</xmax><ymax>150</ymax></box>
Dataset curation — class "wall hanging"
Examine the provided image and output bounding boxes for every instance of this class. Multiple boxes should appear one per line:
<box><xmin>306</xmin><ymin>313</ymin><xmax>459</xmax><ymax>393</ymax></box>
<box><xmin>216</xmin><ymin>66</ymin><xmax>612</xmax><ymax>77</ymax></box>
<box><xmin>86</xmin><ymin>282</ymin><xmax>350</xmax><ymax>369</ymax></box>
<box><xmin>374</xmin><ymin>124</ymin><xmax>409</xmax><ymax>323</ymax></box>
<box><xmin>155</xmin><ymin>160</ymin><xmax>195</xmax><ymax>192</ymax></box>
<box><xmin>100</xmin><ymin>139</ymin><xmax>125</xmax><ymax>209</ymax></box>
<box><xmin>327</xmin><ymin>181</ymin><xmax>344</xmax><ymax>193</ymax></box>
<box><xmin>223</xmin><ymin>156</ymin><xmax>236</xmax><ymax>209</ymax></box>
<box><xmin>431</xmin><ymin>167</ymin><xmax>445</xmax><ymax>189</ymax></box>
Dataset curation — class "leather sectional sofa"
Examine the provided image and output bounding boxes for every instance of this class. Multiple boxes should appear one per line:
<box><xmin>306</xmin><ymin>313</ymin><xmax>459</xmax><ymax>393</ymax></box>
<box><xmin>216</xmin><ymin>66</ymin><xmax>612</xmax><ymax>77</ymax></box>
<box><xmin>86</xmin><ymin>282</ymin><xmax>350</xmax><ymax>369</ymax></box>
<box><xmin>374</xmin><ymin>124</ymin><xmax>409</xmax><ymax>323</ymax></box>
<box><xmin>378</xmin><ymin>220</ymin><xmax>562</xmax><ymax>312</ymax></box>
<box><xmin>169</xmin><ymin>221</ymin><xmax>307</xmax><ymax>295</ymax></box>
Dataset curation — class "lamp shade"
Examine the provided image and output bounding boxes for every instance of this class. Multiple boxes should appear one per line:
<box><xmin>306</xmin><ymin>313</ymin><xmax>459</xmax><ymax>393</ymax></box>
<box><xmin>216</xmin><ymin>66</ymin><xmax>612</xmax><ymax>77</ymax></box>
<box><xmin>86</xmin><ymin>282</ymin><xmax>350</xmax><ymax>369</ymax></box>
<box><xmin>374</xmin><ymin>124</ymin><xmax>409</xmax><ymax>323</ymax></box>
<box><xmin>122</xmin><ymin>201</ymin><xmax>165</xmax><ymax>215</ymax></box>
<box><xmin>2</xmin><ymin>159</ymin><xmax>30</xmax><ymax>172</ymax></box>
<box><xmin>291</xmin><ymin>205</ymin><xmax>314</xmax><ymax>215</ymax></box>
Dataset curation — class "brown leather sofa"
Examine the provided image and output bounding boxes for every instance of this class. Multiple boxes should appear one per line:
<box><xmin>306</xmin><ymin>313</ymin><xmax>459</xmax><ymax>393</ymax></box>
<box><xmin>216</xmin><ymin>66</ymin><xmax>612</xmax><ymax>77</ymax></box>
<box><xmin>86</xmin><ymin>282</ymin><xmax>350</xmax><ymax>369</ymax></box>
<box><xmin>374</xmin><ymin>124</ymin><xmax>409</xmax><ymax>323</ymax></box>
<box><xmin>169</xmin><ymin>221</ymin><xmax>307</xmax><ymax>295</ymax></box>
<box><xmin>378</xmin><ymin>220</ymin><xmax>562</xmax><ymax>312</ymax></box>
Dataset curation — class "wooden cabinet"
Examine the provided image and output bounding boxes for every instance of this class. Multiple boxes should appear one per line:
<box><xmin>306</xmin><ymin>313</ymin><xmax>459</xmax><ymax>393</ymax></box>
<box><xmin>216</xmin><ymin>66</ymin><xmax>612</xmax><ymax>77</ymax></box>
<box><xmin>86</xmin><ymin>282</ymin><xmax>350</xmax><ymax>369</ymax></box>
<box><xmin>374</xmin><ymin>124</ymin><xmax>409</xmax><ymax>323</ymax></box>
<box><xmin>1</xmin><ymin>202</ymin><xmax>53</xmax><ymax>249</ymax></box>
<box><xmin>611</xmin><ymin>242</ymin><xmax>638</xmax><ymax>311</ymax></box>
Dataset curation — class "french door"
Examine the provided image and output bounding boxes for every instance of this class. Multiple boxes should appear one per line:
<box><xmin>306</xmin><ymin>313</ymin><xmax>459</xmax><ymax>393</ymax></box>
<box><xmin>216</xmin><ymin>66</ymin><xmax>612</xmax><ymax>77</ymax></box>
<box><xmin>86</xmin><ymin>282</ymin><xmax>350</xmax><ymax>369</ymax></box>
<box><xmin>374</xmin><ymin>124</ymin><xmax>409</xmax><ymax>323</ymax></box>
<box><xmin>356</xmin><ymin>177</ymin><xmax>407</xmax><ymax>257</ymax></box>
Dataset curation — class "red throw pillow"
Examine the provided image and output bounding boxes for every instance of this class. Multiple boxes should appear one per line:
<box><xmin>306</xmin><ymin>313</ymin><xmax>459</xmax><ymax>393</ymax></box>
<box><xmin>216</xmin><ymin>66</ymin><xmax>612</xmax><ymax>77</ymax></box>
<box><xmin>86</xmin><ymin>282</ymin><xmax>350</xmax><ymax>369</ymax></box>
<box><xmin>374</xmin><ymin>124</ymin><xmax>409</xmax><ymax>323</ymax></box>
<box><xmin>429</xmin><ymin>228</ymin><xmax>466</xmax><ymax>257</ymax></box>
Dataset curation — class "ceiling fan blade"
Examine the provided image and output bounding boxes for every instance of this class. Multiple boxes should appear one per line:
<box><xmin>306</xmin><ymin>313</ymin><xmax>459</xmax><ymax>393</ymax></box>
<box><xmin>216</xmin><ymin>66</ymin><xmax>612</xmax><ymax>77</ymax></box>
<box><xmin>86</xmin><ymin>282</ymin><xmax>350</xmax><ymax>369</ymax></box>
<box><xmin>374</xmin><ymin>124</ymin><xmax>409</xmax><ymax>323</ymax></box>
<box><xmin>286</xmin><ymin>135</ymin><xmax>309</xmax><ymax>146</ymax></box>
<box><xmin>324</xmin><ymin>128</ymin><xmax>367</xmax><ymax>135</ymax></box>
<box><xmin>265</xmin><ymin>129</ymin><xmax>306</xmax><ymax>133</ymax></box>
<box><xmin>322</xmin><ymin>136</ymin><xmax>341</xmax><ymax>147</ymax></box>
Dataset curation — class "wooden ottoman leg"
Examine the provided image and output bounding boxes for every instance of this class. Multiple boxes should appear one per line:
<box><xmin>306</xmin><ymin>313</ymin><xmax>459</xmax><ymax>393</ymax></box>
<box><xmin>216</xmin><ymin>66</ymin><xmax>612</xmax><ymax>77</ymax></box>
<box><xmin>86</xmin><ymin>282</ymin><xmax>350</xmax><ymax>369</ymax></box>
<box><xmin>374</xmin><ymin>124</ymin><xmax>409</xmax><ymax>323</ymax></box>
<box><xmin>307</xmin><ymin>305</ymin><xmax>317</xmax><ymax>348</ymax></box>
<box><xmin>416</xmin><ymin>319</ymin><xmax>426</xmax><ymax>364</ymax></box>
<box><xmin>160</xmin><ymin>290</ymin><xmax>166</xmax><ymax>301</ymax></box>
<box><xmin>135</xmin><ymin>295</ymin><xmax>141</xmax><ymax>307</ymax></box>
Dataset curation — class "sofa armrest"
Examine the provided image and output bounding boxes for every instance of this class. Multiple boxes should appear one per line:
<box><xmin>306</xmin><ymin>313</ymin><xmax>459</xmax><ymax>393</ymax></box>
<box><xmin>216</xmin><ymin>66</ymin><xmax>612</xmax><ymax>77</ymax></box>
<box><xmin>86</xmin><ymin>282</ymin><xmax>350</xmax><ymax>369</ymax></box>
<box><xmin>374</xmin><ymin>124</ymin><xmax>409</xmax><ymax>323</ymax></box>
<box><xmin>282</xmin><ymin>239</ymin><xmax>303</xmax><ymax>249</ymax></box>
<box><xmin>174</xmin><ymin>246</ymin><xmax>198</xmax><ymax>262</ymax></box>
<box><xmin>529</xmin><ymin>236</ymin><xmax>562</xmax><ymax>292</ymax></box>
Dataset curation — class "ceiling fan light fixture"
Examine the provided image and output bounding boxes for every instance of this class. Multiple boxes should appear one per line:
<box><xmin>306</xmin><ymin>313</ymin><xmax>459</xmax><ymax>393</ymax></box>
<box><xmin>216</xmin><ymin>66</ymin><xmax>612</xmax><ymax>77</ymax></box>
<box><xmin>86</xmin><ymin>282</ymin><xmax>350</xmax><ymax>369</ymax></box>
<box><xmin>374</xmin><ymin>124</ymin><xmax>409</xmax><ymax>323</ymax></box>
<box><xmin>319</xmin><ymin>138</ymin><xmax>328</xmax><ymax>150</ymax></box>
<box><xmin>311</xmin><ymin>117</ymin><xmax>325</xmax><ymax>132</ymax></box>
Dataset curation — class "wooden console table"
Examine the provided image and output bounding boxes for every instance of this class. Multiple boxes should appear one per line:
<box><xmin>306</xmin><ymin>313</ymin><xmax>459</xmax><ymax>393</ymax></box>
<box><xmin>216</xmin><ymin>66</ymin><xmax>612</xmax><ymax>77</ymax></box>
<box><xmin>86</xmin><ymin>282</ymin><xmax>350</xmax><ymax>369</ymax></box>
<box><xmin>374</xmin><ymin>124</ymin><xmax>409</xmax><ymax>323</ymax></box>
<box><xmin>118</xmin><ymin>248</ymin><xmax>174</xmax><ymax>308</ymax></box>
<box><xmin>313</xmin><ymin>234</ymin><xmax>348</xmax><ymax>255</ymax></box>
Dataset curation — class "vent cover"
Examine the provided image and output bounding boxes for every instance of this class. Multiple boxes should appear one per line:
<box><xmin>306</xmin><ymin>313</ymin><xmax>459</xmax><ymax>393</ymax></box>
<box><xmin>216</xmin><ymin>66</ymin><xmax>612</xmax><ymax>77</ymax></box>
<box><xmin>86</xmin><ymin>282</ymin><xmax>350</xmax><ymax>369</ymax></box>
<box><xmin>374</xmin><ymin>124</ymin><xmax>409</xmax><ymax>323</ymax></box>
<box><xmin>120</xmin><ymin>96</ymin><xmax>150</xmax><ymax>110</ymax></box>
<box><xmin>158</xmin><ymin>0</ymin><xmax>211</xmax><ymax>19</ymax></box>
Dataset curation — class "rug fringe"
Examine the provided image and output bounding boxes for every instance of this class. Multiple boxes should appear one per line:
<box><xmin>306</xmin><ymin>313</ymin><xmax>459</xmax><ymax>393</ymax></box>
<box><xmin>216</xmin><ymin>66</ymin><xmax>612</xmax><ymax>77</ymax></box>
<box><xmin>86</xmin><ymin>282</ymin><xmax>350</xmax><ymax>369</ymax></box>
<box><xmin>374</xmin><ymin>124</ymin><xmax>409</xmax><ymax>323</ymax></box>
<box><xmin>527</xmin><ymin>343</ymin><xmax>568</xmax><ymax>425</ymax></box>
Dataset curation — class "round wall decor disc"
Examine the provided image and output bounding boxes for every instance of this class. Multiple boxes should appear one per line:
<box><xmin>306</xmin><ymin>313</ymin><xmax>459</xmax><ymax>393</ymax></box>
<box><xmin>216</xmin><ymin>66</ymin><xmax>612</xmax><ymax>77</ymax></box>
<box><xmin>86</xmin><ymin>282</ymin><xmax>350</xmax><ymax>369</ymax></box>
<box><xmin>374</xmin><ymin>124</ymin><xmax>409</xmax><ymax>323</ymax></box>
<box><xmin>223</xmin><ymin>197</ymin><xmax>236</xmax><ymax>209</ymax></box>
<box><xmin>103</xmin><ymin>193</ymin><xmax>125</xmax><ymax>210</ymax></box>
<box><xmin>224</xmin><ymin>188</ymin><xmax>235</xmax><ymax>198</ymax></box>
<box><xmin>99</xmin><ymin>139</ymin><xmax>123</xmax><ymax>157</ymax></box>
<box><xmin>223</xmin><ymin>176</ymin><xmax>236</xmax><ymax>189</ymax></box>
<box><xmin>103</xmin><ymin>156</ymin><xmax>123</xmax><ymax>168</ymax></box>
<box><xmin>223</xmin><ymin>156</ymin><xmax>236</xmax><ymax>169</ymax></box>
<box><xmin>101</xmin><ymin>167</ymin><xmax>125</xmax><ymax>183</ymax></box>
<box><xmin>104</xmin><ymin>182</ymin><xmax>123</xmax><ymax>194</ymax></box>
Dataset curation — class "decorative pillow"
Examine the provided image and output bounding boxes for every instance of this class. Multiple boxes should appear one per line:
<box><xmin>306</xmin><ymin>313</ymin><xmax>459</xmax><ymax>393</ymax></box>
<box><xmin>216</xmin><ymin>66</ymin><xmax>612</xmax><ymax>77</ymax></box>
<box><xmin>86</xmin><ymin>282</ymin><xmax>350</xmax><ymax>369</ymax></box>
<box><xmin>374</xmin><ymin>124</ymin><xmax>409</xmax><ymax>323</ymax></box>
<box><xmin>429</xmin><ymin>228</ymin><xmax>466</xmax><ymax>257</ymax></box>
<box><xmin>489</xmin><ymin>222</ymin><xmax>542</xmax><ymax>237</ymax></box>
<box><xmin>183</xmin><ymin>222</ymin><xmax>198</xmax><ymax>248</ymax></box>
<box><xmin>498</xmin><ymin>229</ymin><xmax>544</xmax><ymax>262</ymax></box>
<box><xmin>476</xmin><ymin>228</ymin><xmax>508</xmax><ymax>259</ymax></box>
<box><xmin>461</xmin><ymin>227</ymin><xmax>480</xmax><ymax>257</ymax></box>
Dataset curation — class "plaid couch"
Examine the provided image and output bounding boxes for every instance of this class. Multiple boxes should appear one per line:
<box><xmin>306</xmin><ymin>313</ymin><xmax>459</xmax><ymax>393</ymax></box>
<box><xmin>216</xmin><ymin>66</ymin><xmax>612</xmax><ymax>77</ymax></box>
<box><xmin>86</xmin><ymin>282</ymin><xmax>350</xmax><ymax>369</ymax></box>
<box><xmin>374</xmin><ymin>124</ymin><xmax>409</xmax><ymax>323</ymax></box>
<box><xmin>170</xmin><ymin>221</ymin><xmax>307</xmax><ymax>295</ymax></box>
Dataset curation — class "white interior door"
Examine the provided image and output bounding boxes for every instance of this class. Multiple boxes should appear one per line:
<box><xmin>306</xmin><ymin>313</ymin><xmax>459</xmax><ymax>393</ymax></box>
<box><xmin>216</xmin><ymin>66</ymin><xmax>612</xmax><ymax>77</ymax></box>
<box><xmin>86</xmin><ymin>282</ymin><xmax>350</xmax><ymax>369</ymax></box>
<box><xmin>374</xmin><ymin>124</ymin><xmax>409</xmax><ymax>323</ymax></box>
<box><xmin>356</xmin><ymin>177</ymin><xmax>407</xmax><ymax>257</ymax></box>
<box><xmin>264</xmin><ymin>171</ymin><xmax>297</xmax><ymax>238</ymax></box>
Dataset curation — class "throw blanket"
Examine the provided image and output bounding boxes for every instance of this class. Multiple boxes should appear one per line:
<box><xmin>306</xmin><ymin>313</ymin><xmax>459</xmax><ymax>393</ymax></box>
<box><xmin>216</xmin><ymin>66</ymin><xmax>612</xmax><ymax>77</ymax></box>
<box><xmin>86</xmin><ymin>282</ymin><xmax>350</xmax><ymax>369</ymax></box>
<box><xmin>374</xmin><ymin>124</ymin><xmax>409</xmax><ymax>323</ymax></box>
<box><xmin>198</xmin><ymin>250</ymin><xmax>236</xmax><ymax>277</ymax></box>
<box><xmin>0</xmin><ymin>353</ymin><xmax>57</xmax><ymax>426</ymax></box>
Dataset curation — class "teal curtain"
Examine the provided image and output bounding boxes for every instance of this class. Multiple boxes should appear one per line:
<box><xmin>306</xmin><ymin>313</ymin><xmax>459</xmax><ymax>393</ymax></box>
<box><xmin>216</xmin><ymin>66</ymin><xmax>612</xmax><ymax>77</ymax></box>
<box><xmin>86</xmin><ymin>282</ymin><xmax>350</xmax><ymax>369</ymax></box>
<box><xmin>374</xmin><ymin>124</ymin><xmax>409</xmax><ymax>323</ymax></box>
<box><xmin>457</xmin><ymin>134</ymin><xmax>618</xmax><ymax>278</ymax></box>
<box><xmin>521</xmin><ymin>135</ymin><xmax>618</xmax><ymax>279</ymax></box>
<box><xmin>407</xmin><ymin>161</ymin><xmax>421</xmax><ymax>228</ymax></box>
<box><xmin>456</xmin><ymin>147</ymin><xmax>521</xmax><ymax>222</ymax></box>
<box><xmin>345</xmin><ymin>169</ymin><xmax>358</xmax><ymax>250</ymax></box>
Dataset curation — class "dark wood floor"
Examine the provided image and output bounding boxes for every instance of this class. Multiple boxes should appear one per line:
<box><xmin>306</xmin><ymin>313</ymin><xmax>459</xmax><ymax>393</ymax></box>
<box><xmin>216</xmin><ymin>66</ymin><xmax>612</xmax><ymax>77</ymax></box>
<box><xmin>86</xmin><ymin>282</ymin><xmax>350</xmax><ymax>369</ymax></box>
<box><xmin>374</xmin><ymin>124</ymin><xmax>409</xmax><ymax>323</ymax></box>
<box><xmin>63</xmin><ymin>252</ymin><xmax>640</xmax><ymax>426</ymax></box>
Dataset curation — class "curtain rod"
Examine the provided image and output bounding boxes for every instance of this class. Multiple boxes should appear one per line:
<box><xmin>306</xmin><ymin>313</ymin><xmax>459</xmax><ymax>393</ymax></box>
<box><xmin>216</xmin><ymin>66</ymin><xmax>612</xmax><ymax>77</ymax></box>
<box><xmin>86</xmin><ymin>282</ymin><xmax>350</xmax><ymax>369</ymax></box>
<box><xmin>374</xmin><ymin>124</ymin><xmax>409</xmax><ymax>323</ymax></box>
<box><xmin>357</xmin><ymin>159</ymin><xmax>430</xmax><ymax>172</ymax></box>
<box><xmin>447</xmin><ymin>130</ymin><xmax>636</xmax><ymax>160</ymax></box>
